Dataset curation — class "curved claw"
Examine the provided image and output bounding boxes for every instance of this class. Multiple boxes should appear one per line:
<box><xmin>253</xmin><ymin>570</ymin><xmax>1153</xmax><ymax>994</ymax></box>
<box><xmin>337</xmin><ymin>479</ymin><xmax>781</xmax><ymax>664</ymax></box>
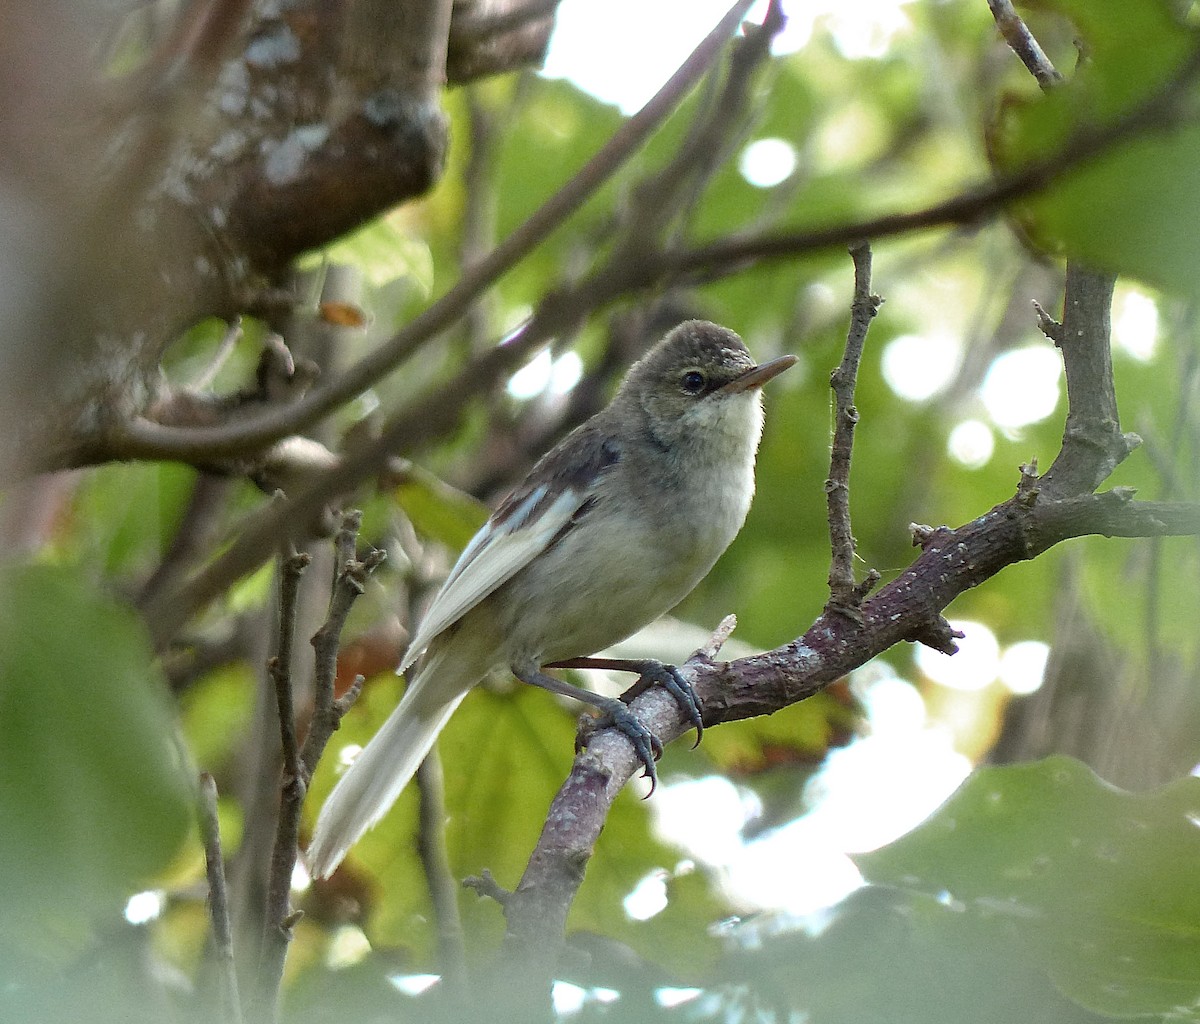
<box><xmin>621</xmin><ymin>661</ymin><xmax>705</xmax><ymax>748</ymax></box>
<box><xmin>577</xmin><ymin>699</ymin><xmax>662</xmax><ymax>795</ymax></box>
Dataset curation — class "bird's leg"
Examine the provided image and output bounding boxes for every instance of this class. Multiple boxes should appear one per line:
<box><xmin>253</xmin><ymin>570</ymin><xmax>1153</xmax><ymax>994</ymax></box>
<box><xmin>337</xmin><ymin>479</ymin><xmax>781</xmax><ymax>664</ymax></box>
<box><xmin>511</xmin><ymin>663</ymin><xmax>663</xmax><ymax>792</ymax></box>
<box><xmin>545</xmin><ymin>657</ymin><xmax>704</xmax><ymax>746</ymax></box>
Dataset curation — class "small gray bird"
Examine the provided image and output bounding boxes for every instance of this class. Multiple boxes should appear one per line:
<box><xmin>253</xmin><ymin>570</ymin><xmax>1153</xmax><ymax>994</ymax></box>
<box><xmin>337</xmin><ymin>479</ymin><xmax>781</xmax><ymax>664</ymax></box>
<box><xmin>307</xmin><ymin>320</ymin><xmax>795</xmax><ymax>878</ymax></box>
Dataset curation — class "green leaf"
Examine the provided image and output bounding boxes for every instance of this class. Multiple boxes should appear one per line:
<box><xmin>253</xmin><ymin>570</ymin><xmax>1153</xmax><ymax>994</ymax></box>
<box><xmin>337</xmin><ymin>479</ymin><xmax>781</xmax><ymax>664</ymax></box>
<box><xmin>393</xmin><ymin>467</ymin><xmax>490</xmax><ymax>552</ymax></box>
<box><xmin>996</xmin><ymin>0</ymin><xmax>1200</xmax><ymax>294</ymax></box>
<box><xmin>298</xmin><ymin>215</ymin><xmax>435</xmax><ymax>292</ymax></box>
<box><xmin>0</xmin><ymin>565</ymin><xmax>192</xmax><ymax>924</ymax></box>
<box><xmin>858</xmin><ymin>756</ymin><xmax>1200</xmax><ymax>1018</ymax></box>
<box><xmin>709</xmin><ymin>886</ymin><xmax>1106</xmax><ymax>1024</ymax></box>
<box><xmin>179</xmin><ymin>661</ymin><xmax>257</xmax><ymax>771</ymax></box>
<box><xmin>69</xmin><ymin>462</ymin><xmax>197</xmax><ymax>577</ymax></box>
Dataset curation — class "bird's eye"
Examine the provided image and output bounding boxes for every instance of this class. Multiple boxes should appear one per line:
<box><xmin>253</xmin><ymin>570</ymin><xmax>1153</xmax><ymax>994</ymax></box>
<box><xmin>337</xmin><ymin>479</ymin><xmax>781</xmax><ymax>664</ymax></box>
<box><xmin>681</xmin><ymin>370</ymin><xmax>706</xmax><ymax>394</ymax></box>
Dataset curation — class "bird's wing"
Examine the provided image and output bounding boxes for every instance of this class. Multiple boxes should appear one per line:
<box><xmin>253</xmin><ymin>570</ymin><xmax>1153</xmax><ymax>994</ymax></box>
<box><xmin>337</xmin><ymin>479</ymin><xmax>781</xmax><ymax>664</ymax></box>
<box><xmin>398</xmin><ymin>429</ymin><xmax>622</xmax><ymax>676</ymax></box>
<box><xmin>397</xmin><ymin>482</ymin><xmax>586</xmax><ymax>676</ymax></box>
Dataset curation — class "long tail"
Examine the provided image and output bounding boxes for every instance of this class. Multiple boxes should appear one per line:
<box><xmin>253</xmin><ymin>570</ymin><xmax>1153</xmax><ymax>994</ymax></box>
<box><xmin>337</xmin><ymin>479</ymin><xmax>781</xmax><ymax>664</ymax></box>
<box><xmin>306</xmin><ymin>647</ymin><xmax>480</xmax><ymax>878</ymax></box>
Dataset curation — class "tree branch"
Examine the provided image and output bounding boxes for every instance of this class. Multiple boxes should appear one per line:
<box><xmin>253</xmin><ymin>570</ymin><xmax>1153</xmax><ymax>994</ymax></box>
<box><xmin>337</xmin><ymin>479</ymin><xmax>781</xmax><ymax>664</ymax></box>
<box><xmin>498</xmin><ymin>222</ymin><xmax>1198</xmax><ymax>973</ymax></box>
<box><xmin>1039</xmin><ymin>266</ymin><xmax>1139</xmax><ymax>498</ymax></box>
<box><xmin>498</xmin><ymin>618</ymin><xmax>737</xmax><ymax>1007</ymax></box>
<box><xmin>825</xmin><ymin>243</ymin><xmax>882</xmax><ymax>616</ymax></box>
<box><xmin>301</xmin><ymin>513</ymin><xmax>383</xmax><ymax>777</ymax></box>
<box><xmin>199</xmin><ymin>771</ymin><xmax>244</xmax><ymax>1024</ymax></box>
<box><xmin>255</xmin><ymin>548</ymin><xmax>311</xmax><ymax>1021</ymax></box>
<box><xmin>986</xmin><ymin>0</ymin><xmax>1064</xmax><ymax>89</ymax></box>
<box><xmin>109</xmin><ymin>0</ymin><xmax>758</xmax><ymax>464</ymax></box>
<box><xmin>254</xmin><ymin>513</ymin><xmax>380</xmax><ymax>1019</ymax></box>
<box><xmin>416</xmin><ymin>751</ymin><xmax>468</xmax><ymax>997</ymax></box>
<box><xmin>663</xmin><ymin>42</ymin><xmax>1200</xmax><ymax>284</ymax></box>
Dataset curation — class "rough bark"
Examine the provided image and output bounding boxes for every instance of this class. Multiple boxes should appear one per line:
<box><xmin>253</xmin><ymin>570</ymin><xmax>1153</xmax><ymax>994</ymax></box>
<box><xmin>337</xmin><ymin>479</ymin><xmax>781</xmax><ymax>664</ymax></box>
<box><xmin>0</xmin><ymin>0</ymin><xmax>557</xmax><ymax>479</ymax></box>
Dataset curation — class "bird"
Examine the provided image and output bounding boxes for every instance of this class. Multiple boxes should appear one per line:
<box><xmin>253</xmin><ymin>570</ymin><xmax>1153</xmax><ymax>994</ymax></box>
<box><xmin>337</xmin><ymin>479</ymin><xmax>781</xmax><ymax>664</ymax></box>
<box><xmin>306</xmin><ymin>320</ymin><xmax>795</xmax><ymax>878</ymax></box>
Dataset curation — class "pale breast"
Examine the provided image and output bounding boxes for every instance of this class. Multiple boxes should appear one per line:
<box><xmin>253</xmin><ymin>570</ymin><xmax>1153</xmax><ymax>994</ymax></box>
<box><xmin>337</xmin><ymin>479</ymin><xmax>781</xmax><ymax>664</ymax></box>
<box><xmin>494</xmin><ymin>437</ymin><xmax>757</xmax><ymax>664</ymax></box>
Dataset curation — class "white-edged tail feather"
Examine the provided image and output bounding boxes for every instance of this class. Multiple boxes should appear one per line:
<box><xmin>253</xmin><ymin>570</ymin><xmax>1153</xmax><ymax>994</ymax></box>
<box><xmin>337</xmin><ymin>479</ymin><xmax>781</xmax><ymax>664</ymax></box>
<box><xmin>306</xmin><ymin>650</ymin><xmax>475</xmax><ymax>878</ymax></box>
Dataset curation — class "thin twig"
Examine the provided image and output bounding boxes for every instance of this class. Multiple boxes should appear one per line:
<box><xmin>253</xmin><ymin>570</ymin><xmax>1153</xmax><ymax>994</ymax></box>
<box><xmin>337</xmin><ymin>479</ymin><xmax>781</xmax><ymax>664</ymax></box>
<box><xmin>199</xmin><ymin>772</ymin><xmax>244</xmax><ymax>1024</ymax></box>
<box><xmin>623</xmin><ymin>0</ymin><xmax>787</xmax><ymax>248</ymax></box>
<box><xmin>271</xmin><ymin>551</ymin><xmax>311</xmax><ymax>785</ymax></box>
<box><xmin>416</xmin><ymin>751</ymin><xmax>468</xmax><ymax>996</ymax></box>
<box><xmin>825</xmin><ymin>243</ymin><xmax>882</xmax><ymax>616</ymax></box>
<box><xmin>254</xmin><ymin>514</ymin><xmax>381</xmax><ymax>1015</ymax></box>
<box><xmin>1038</xmin><ymin>267</ymin><xmax>1135</xmax><ymax>498</ymax></box>
<box><xmin>301</xmin><ymin>511</ymin><xmax>384</xmax><ymax>776</ymax></box>
<box><xmin>983</xmin><ymin>0</ymin><xmax>1136</xmax><ymax>498</ymax></box>
<box><xmin>666</xmin><ymin>43</ymin><xmax>1200</xmax><ymax>283</ymax></box>
<box><xmin>112</xmin><ymin>0</ymin><xmax>758</xmax><ymax>462</ymax></box>
<box><xmin>987</xmin><ymin>0</ymin><xmax>1063</xmax><ymax>90</ymax></box>
<box><xmin>463</xmin><ymin>868</ymin><xmax>512</xmax><ymax>905</ymax></box>
<box><xmin>255</xmin><ymin>548</ymin><xmax>311</xmax><ymax>1021</ymax></box>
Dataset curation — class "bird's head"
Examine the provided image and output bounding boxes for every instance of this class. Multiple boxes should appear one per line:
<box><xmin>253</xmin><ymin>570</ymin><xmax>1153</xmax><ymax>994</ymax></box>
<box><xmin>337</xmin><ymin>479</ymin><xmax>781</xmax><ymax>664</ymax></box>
<box><xmin>619</xmin><ymin>320</ymin><xmax>796</xmax><ymax>455</ymax></box>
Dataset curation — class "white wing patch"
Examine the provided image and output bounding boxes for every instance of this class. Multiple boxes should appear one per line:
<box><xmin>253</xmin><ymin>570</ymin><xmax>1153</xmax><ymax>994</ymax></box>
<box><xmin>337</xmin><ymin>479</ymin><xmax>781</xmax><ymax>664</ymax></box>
<box><xmin>397</xmin><ymin>486</ymin><xmax>584</xmax><ymax>676</ymax></box>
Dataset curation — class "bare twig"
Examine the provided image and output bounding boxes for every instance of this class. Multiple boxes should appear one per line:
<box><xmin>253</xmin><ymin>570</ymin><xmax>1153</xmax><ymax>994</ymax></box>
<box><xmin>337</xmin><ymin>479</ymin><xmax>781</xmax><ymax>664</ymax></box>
<box><xmin>416</xmin><ymin>751</ymin><xmax>468</xmax><ymax>995</ymax></box>
<box><xmin>301</xmin><ymin>512</ymin><xmax>383</xmax><ymax>776</ymax></box>
<box><xmin>463</xmin><ymin>867</ymin><xmax>512</xmax><ymax>905</ymax></box>
<box><xmin>987</xmin><ymin>0</ymin><xmax>1064</xmax><ymax>90</ymax></box>
<box><xmin>665</xmin><ymin>43</ymin><xmax>1200</xmax><ymax>283</ymax></box>
<box><xmin>983</xmin><ymin>0</ymin><xmax>1137</xmax><ymax>499</ymax></box>
<box><xmin>255</xmin><ymin>548</ymin><xmax>311</xmax><ymax>1021</ymax></box>
<box><xmin>270</xmin><ymin>551</ymin><xmax>311</xmax><ymax>786</ymax></box>
<box><xmin>199</xmin><ymin>771</ymin><xmax>244</xmax><ymax>1024</ymax></box>
<box><xmin>112</xmin><ymin>0</ymin><xmax>758</xmax><ymax>463</ymax></box>
<box><xmin>622</xmin><ymin>0</ymin><xmax>787</xmax><ymax>248</ymax></box>
<box><xmin>255</xmin><ymin>514</ymin><xmax>381</xmax><ymax>1018</ymax></box>
<box><xmin>825</xmin><ymin>243</ymin><xmax>882</xmax><ymax>616</ymax></box>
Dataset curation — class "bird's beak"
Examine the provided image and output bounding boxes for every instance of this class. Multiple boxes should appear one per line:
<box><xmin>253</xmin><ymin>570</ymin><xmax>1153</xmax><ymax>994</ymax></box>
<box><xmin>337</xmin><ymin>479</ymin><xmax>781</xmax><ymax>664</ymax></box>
<box><xmin>722</xmin><ymin>354</ymin><xmax>798</xmax><ymax>394</ymax></box>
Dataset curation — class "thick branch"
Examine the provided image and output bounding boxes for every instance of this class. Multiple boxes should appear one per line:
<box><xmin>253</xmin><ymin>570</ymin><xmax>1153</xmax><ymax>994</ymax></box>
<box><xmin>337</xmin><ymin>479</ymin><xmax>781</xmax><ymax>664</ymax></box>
<box><xmin>502</xmin><ymin>489</ymin><xmax>1200</xmax><ymax>952</ymax></box>
<box><xmin>110</xmin><ymin>0</ymin><xmax>757</xmax><ymax>465</ymax></box>
<box><xmin>1039</xmin><ymin>267</ymin><xmax>1140</xmax><ymax>498</ymax></box>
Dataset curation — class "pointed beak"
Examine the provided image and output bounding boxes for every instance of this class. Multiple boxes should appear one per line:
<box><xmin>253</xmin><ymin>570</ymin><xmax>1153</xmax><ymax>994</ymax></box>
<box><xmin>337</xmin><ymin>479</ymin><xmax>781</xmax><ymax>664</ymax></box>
<box><xmin>722</xmin><ymin>354</ymin><xmax>798</xmax><ymax>395</ymax></box>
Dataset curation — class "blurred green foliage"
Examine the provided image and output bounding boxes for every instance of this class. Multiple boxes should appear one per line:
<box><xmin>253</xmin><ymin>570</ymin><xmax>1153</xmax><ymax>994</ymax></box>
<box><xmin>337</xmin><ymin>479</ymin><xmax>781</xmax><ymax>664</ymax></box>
<box><xmin>997</xmin><ymin>0</ymin><xmax>1200</xmax><ymax>295</ymax></box>
<box><xmin>5</xmin><ymin>1</ymin><xmax>1200</xmax><ymax>1021</ymax></box>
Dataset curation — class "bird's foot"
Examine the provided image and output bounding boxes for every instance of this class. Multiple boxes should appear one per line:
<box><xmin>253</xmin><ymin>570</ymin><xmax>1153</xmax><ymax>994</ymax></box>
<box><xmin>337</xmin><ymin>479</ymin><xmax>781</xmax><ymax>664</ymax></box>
<box><xmin>619</xmin><ymin>660</ymin><xmax>704</xmax><ymax>747</ymax></box>
<box><xmin>575</xmin><ymin>697</ymin><xmax>664</xmax><ymax>793</ymax></box>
